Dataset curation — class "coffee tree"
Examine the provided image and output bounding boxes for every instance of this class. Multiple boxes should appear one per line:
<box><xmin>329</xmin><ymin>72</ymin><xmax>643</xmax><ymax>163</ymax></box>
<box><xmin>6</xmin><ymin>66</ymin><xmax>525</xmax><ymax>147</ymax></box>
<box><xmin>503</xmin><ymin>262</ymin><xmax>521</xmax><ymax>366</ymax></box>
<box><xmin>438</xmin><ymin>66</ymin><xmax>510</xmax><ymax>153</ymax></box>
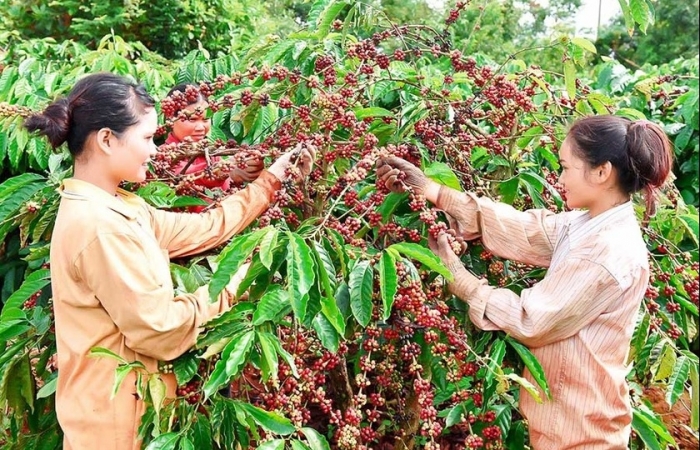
<box><xmin>0</xmin><ymin>1</ymin><xmax>697</xmax><ymax>449</ymax></box>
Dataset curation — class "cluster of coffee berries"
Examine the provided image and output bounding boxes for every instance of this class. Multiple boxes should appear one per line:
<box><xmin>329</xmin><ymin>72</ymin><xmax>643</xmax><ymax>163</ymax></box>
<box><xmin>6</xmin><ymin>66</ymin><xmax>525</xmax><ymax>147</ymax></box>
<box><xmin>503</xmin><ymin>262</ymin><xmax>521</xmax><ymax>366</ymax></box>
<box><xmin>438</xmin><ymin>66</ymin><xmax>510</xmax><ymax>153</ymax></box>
<box><xmin>0</xmin><ymin>102</ymin><xmax>34</xmax><ymax>118</ymax></box>
<box><xmin>160</xmin><ymin>85</ymin><xmax>201</xmax><ymax>119</ymax></box>
<box><xmin>22</xmin><ymin>291</ymin><xmax>41</xmax><ymax>309</ymax></box>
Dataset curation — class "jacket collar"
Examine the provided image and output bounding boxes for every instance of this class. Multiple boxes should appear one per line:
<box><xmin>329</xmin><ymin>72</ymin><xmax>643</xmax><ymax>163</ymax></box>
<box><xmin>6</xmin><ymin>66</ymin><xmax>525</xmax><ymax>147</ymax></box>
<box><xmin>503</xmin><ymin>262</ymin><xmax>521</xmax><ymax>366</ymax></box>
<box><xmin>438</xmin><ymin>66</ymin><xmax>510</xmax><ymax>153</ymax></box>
<box><xmin>59</xmin><ymin>178</ymin><xmax>144</xmax><ymax>221</ymax></box>
<box><xmin>568</xmin><ymin>201</ymin><xmax>637</xmax><ymax>246</ymax></box>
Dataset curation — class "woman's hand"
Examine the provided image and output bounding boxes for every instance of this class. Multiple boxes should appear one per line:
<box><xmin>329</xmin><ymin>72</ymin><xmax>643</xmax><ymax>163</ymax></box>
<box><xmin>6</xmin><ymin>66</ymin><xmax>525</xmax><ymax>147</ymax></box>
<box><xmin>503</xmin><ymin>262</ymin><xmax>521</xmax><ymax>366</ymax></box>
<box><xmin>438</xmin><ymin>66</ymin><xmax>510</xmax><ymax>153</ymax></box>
<box><xmin>267</xmin><ymin>144</ymin><xmax>316</xmax><ymax>181</ymax></box>
<box><xmin>428</xmin><ymin>229</ymin><xmax>466</xmax><ymax>272</ymax></box>
<box><xmin>376</xmin><ymin>157</ymin><xmax>429</xmax><ymax>195</ymax></box>
<box><xmin>229</xmin><ymin>150</ymin><xmax>264</xmax><ymax>183</ymax></box>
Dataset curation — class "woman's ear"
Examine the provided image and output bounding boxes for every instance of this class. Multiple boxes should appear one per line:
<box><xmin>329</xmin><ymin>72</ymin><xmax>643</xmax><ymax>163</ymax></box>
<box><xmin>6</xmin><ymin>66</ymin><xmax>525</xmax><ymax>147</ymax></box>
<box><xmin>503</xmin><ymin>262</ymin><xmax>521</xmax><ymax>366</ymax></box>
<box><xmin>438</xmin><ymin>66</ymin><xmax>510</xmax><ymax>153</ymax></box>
<box><xmin>592</xmin><ymin>161</ymin><xmax>615</xmax><ymax>186</ymax></box>
<box><xmin>95</xmin><ymin>128</ymin><xmax>113</xmax><ymax>155</ymax></box>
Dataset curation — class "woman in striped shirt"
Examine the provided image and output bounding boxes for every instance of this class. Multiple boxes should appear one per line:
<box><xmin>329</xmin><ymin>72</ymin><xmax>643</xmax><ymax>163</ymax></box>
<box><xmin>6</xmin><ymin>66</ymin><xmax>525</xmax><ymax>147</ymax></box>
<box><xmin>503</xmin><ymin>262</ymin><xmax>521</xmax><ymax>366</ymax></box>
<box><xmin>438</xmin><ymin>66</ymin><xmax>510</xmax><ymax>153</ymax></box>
<box><xmin>376</xmin><ymin>115</ymin><xmax>673</xmax><ymax>449</ymax></box>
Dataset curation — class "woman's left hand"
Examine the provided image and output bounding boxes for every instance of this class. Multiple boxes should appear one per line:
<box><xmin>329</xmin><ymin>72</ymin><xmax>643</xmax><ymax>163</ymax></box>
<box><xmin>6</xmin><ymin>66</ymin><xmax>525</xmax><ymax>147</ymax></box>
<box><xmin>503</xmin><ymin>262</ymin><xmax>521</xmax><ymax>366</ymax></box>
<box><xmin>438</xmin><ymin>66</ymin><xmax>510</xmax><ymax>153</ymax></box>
<box><xmin>229</xmin><ymin>150</ymin><xmax>264</xmax><ymax>183</ymax></box>
<box><xmin>428</xmin><ymin>229</ymin><xmax>466</xmax><ymax>271</ymax></box>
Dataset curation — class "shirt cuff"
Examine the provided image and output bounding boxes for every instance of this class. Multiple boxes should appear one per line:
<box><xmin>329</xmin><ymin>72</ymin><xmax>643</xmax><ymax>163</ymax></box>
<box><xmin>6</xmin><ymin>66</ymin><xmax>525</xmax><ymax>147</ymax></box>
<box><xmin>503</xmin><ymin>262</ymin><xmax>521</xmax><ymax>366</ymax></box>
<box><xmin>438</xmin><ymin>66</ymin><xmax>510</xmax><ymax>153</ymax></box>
<box><xmin>446</xmin><ymin>261</ymin><xmax>491</xmax><ymax>325</ymax></box>
<box><xmin>252</xmin><ymin>170</ymin><xmax>282</xmax><ymax>202</ymax></box>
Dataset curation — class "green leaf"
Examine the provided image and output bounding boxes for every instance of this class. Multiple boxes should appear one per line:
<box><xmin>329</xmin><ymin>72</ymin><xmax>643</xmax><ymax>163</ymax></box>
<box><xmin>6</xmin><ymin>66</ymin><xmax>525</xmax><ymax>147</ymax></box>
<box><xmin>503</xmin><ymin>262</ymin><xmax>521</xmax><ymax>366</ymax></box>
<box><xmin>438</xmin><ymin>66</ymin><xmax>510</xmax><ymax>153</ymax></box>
<box><xmin>353</xmin><ymin>107</ymin><xmax>393</xmax><ymax>120</ymax></box>
<box><xmin>179</xmin><ymin>437</ymin><xmax>195</xmax><ymax>450</ymax></box>
<box><xmin>666</xmin><ymin>355</ymin><xmax>691</xmax><ymax>406</ymax></box>
<box><xmin>0</xmin><ymin>173</ymin><xmax>45</xmax><ymax>200</ymax></box>
<box><xmin>505</xmin><ymin>373</ymin><xmax>542</xmax><ymax>403</ymax></box>
<box><xmin>189</xmin><ymin>413</ymin><xmax>213</xmax><ymax>450</ymax></box>
<box><xmin>300</xmin><ymin>427</ymin><xmax>331</xmax><ymax>450</ymax></box>
<box><xmin>148</xmin><ymin>375</ymin><xmax>167</xmax><ymax>416</ymax></box>
<box><xmin>144</xmin><ymin>432</ymin><xmax>180</xmax><ymax>450</ymax></box>
<box><xmin>173</xmin><ymin>352</ymin><xmax>199</xmax><ymax>385</ymax></box>
<box><xmin>1</xmin><ymin>268</ymin><xmax>50</xmax><ymax>316</ymax></box>
<box><xmin>320</xmin><ymin>296</ymin><xmax>345</xmax><ymax>335</ymax></box>
<box><xmin>689</xmin><ymin>363</ymin><xmax>699</xmax><ymax>430</ymax></box>
<box><xmin>506</xmin><ymin>337</ymin><xmax>550</xmax><ymax>399</ymax></box>
<box><xmin>312</xmin><ymin>312</ymin><xmax>340</xmax><ymax>353</ymax></box>
<box><xmin>112</xmin><ymin>364</ymin><xmax>135</xmax><ymax>399</ymax></box>
<box><xmin>259</xmin><ymin>227</ymin><xmax>279</xmax><ymax>270</ymax></box>
<box><xmin>235</xmin><ymin>401</ymin><xmax>295</xmax><ymax>435</ymax></box>
<box><xmin>586</xmin><ymin>93</ymin><xmax>613</xmax><ymax>115</ymax></box>
<box><xmin>312</xmin><ymin>241</ymin><xmax>337</xmax><ymax>298</ymax></box>
<box><xmin>637</xmin><ymin>332</ymin><xmax>661</xmax><ymax>376</ymax></box>
<box><xmin>269</xmin><ymin>333</ymin><xmax>299</xmax><ymax>378</ymax></box>
<box><xmin>680</xmin><ymin>214</ymin><xmax>699</xmax><ymax>243</ymax></box>
<box><xmin>256</xmin><ymin>439</ymin><xmax>286</xmax><ymax>450</ymax></box>
<box><xmin>376</xmin><ymin>191</ymin><xmax>407</xmax><ymax>222</ymax></box>
<box><xmin>618</xmin><ymin>0</ymin><xmax>636</xmax><ymax>35</ymax></box>
<box><xmin>388</xmin><ymin>243</ymin><xmax>453</xmax><ymax>281</ymax></box>
<box><xmin>291</xmin><ymin>440</ymin><xmax>312</xmax><ymax>450</ymax></box>
<box><xmin>0</xmin><ymin>319</ymin><xmax>31</xmax><ymax>341</ymax></box>
<box><xmin>257</xmin><ymin>331</ymin><xmax>280</xmax><ymax>383</ymax></box>
<box><xmin>253</xmin><ymin>286</ymin><xmax>291</xmax><ymax>325</ymax></box>
<box><xmin>5</xmin><ymin>354</ymin><xmax>35</xmax><ymax>413</ymax></box>
<box><xmin>425</xmin><ymin>161</ymin><xmax>462</xmax><ymax>191</ymax></box>
<box><xmin>615</xmin><ymin>108</ymin><xmax>648</xmax><ymax>121</ymax></box>
<box><xmin>630</xmin><ymin>313</ymin><xmax>650</xmax><ymax>363</ymax></box>
<box><xmin>633</xmin><ymin>403</ymin><xmax>676</xmax><ymax>445</ymax></box>
<box><xmin>348</xmin><ymin>259</ymin><xmax>374</xmax><ymax>327</ymax></box>
<box><xmin>571</xmin><ymin>37</ymin><xmax>597</xmax><ymax>54</ymax></box>
<box><xmin>378</xmin><ymin>251</ymin><xmax>398</xmax><ymax>321</ymax></box>
<box><xmin>443</xmin><ymin>400</ymin><xmax>473</xmax><ymax>428</ymax></box>
<box><xmin>652</xmin><ymin>343</ymin><xmax>676</xmax><ymax>382</ymax></box>
<box><xmin>564</xmin><ymin>60</ymin><xmax>577</xmax><ymax>101</ymax></box>
<box><xmin>286</xmin><ymin>231</ymin><xmax>316</xmax><ymax>320</ymax></box>
<box><xmin>629</xmin><ymin>0</ymin><xmax>654</xmax><ymax>33</ymax></box>
<box><xmin>497</xmin><ymin>177</ymin><xmax>520</xmax><ymax>205</ymax></box>
<box><xmin>486</xmin><ymin>339</ymin><xmax>506</xmax><ymax>388</ymax></box>
<box><xmin>36</xmin><ymin>376</ymin><xmax>57</xmax><ymax>399</ymax></box>
<box><xmin>209</xmin><ymin>229</ymin><xmax>268</xmax><ymax>299</ymax></box>
<box><xmin>203</xmin><ymin>330</ymin><xmax>255</xmax><ymax>398</ymax></box>
<box><xmin>515</xmin><ymin>125</ymin><xmax>544</xmax><ymax>149</ymax></box>
<box><xmin>314</xmin><ymin>0</ymin><xmax>349</xmax><ymax>39</ymax></box>
<box><xmin>88</xmin><ymin>347</ymin><xmax>128</xmax><ymax>365</ymax></box>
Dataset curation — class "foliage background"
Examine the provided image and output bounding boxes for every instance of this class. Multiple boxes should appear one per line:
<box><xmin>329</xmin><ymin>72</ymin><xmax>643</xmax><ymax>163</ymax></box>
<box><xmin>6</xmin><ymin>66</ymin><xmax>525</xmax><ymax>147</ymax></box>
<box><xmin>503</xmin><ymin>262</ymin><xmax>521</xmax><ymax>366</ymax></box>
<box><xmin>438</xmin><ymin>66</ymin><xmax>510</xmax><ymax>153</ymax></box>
<box><xmin>0</xmin><ymin>0</ymin><xmax>698</xmax><ymax>449</ymax></box>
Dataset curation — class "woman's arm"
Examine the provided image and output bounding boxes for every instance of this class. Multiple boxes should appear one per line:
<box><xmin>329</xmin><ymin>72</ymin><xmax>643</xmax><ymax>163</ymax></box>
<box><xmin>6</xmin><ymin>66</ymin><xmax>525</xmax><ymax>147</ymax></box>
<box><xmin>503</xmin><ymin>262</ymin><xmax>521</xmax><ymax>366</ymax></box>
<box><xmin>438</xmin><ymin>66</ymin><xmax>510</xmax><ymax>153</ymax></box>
<box><xmin>429</xmin><ymin>184</ymin><xmax>561</xmax><ymax>267</ymax></box>
<box><xmin>146</xmin><ymin>170</ymin><xmax>280</xmax><ymax>258</ymax></box>
<box><xmin>446</xmin><ymin>256</ymin><xmax>621</xmax><ymax>348</ymax></box>
<box><xmin>75</xmin><ymin>231</ymin><xmax>243</xmax><ymax>361</ymax></box>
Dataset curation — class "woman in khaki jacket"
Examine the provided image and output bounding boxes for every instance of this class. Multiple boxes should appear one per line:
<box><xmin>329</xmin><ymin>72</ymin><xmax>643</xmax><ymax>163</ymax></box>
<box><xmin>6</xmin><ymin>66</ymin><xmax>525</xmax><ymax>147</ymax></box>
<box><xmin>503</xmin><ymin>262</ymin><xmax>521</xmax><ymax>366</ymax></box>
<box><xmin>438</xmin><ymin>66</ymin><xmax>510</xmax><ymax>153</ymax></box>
<box><xmin>24</xmin><ymin>72</ymin><xmax>315</xmax><ymax>450</ymax></box>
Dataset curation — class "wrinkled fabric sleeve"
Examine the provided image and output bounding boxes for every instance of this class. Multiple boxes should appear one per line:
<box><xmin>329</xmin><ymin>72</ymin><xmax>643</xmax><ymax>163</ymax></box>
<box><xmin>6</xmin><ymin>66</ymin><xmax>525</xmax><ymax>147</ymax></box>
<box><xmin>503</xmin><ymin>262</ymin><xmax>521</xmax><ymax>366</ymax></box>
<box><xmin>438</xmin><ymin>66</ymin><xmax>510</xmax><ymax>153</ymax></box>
<box><xmin>447</xmin><ymin>257</ymin><xmax>622</xmax><ymax>348</ymax></box>
<box><xmin>147</xmin><ymin>170</ymin><xmax>280</xmax><ymax>258</ymax></box>
<box><xmin>75</xmin><ymin>232</ymin><xmax>233</xmax><ymax>361</ymax></box>
<box><xmin>435</xmin><ymin>187</ymin><xmax>561</xmax><ymax>267</ymax></box>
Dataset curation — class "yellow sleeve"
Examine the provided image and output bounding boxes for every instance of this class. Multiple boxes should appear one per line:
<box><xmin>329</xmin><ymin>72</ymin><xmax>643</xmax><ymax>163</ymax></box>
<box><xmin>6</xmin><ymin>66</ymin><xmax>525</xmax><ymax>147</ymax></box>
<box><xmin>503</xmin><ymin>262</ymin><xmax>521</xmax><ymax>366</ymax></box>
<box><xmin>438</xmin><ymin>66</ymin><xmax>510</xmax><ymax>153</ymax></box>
<box><xmin>147</xmin><ymin>170</ymin><xmax>281</xmax><ymax>258</ymax></box>
<box><xmin>436</xmin><ymin>187</ymin><xmax>560</xmax><ymax>267</ymax></box>
<box><xmin>75</xmin><ymin>231</ymin><xmax>235</xmax><ymax>361</ymax></box>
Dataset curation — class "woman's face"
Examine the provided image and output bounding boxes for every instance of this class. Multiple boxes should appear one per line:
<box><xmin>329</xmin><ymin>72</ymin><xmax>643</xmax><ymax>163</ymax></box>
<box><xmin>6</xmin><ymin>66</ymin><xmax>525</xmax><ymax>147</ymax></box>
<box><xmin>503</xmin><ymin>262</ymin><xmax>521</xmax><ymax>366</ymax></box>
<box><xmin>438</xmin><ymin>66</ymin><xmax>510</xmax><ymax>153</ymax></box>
<box><xmin>111</xmin><ymin>107</ymin><xmax>158</xmax><ymax>183</ymax></box>
<box><xmin>558</xmin><ymin>137</ymin><xmax>599</xmax><ymax>210</ymax></box>
<box><xmin>171</xmin><ymin>99</ymin><xmax>211</xmax><ymax>142</ymax></box>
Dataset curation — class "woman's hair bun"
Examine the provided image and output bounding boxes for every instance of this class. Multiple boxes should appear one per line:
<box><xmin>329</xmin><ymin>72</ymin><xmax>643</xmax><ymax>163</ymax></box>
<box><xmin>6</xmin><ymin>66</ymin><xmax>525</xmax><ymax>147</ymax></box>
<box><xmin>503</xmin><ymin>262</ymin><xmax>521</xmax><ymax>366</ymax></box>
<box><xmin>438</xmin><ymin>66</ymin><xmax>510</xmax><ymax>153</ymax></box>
<box><xmin>24</xmin><ymin>97</ymin><xmax>71</xmax><ymax>149</ymax></box>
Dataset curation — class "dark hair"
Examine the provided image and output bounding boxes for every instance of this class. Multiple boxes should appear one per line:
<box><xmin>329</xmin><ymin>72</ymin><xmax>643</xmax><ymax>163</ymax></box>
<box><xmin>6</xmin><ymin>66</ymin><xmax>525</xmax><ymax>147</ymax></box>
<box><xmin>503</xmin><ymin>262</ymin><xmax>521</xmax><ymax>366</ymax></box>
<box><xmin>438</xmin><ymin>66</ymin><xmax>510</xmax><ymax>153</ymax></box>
<box><xmin>24</xmin><ymin>72</ymin><xmax>155</xmax><ymax>158</ymax></box>
<box><xmin>568</xmin><ymin>115</ymin><xmax>673</xmax><ymax>216</ymax></box>
<box><xmin>166</xmin><ymin>83</ymin><xmax>207</xmax><ymax>104</ymax></box>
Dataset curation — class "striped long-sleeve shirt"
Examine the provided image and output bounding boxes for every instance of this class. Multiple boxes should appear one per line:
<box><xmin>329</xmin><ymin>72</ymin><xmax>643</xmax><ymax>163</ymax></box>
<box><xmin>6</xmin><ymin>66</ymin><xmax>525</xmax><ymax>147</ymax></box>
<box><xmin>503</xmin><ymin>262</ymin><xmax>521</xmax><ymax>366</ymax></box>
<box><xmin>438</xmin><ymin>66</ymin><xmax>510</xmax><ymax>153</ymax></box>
<box><xmin>436</xmin><ymin>188</ymin><xmax>648</xmax><ymax>449</ymax></box>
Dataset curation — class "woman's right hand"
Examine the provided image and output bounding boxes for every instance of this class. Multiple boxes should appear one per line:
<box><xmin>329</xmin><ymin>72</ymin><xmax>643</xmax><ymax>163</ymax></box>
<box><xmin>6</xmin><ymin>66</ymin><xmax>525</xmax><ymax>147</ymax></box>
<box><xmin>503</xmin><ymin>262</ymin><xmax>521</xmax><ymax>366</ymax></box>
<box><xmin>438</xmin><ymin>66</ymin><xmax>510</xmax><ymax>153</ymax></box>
<box><xmin>229</xmin><ymin>150</ymin><xmax>264</xmax><ymax>183</ymax></box>
<box><xmin>376</xmin><ymin>156</ymin><xmax>429</xmax><ymax>195</ymax></box>
<box><xmin>267</xmin><ymin>144</ymin><xmax>316</xmax><ymax>181</ymax></box>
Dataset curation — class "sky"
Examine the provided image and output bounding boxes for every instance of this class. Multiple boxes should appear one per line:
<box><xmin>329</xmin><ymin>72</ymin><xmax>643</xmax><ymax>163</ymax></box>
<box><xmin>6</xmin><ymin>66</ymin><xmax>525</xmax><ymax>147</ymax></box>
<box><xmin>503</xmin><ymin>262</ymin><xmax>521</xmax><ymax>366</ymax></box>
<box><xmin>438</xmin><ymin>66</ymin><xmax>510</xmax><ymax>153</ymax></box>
<box><xmin>425</xmin><ymin>0</ymin><xmax>623</xmax><ymax>38</ymax></box>
<box><xmin>573</xmin><ymin>0</ymin><xmax>622</xmax><ymax>37</ymax></box>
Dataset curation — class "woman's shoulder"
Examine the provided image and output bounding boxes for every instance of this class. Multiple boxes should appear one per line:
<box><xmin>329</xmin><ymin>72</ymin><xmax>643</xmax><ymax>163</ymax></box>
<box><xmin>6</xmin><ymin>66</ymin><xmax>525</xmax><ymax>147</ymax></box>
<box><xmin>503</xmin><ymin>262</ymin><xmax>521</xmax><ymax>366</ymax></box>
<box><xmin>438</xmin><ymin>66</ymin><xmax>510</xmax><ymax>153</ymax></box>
<box><xmin>570</xmin><ymin>222</ymin><xmax>648</xmax><ymax>288</ymax></box>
